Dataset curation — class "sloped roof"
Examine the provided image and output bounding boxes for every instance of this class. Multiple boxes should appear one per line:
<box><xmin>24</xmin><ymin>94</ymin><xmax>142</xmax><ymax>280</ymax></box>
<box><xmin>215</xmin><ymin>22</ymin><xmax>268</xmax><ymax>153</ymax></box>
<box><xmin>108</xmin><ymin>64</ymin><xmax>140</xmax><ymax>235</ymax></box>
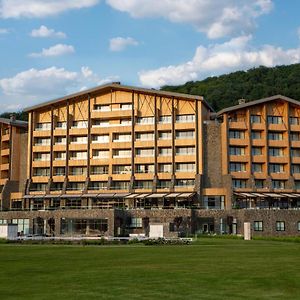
<box><xmin>24</xmin><ymin>83</ymin><xmax>214</xmax><ymax>112</ymax></box>
<box><xmin>0</xmin><ymin>117</ymin><xmax>28</xmax><ymax>128</ymax></box>
<box><xmin>217</xmin><ymin>95</ymin><xmax>300</xmax><ymax>116</ymax></box>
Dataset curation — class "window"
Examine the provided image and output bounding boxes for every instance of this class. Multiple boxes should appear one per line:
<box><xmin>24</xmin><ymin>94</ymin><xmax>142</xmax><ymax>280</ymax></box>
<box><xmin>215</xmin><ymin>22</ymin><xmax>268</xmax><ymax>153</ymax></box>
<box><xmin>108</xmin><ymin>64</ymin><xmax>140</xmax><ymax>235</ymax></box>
<box><xmin>250</xmin><ymin>115</ymin><xmax>261</xmax><ymax>123</ymax></box>
<box><xmin>176</xmin><ymin>114</ymin><xmax>195</xmax><ymax>123</ymax></box>
<box><xmin>70</xmin><ymin>136</ymin><xmax>88</xmax><ymax>144</ymax></box>
<box><xmin>176</xmin><ymin>163</ymin><xmax>195</xmax><ymax>172</ymax></box>
<box><xmin>33</xmin><ymin>168</ymin><xmax>50</xmax><ymax>176</ymax></box>
<box><xmin>268</xmin><ymin>116</ymin><xmax>283</xmax><ymax>124</ymax></box>
<box><xmin>34</xmin><ymin>153</ymin><xmax>50</xmax><ymax>161</ymax></box>
<box><xmin>269</xmin><ymin>164</ymin><xmax>284</xmax><ymax>173</ymax></box>
<box><xmin>203</xmin><ymin>196</ymin><xmax>225</xmax><ymax>210</ymax></box>
<box><xmin>159</xmin><ymin>147</ymin><xmax>172</xmax><ymax>156</ymax></box>
<box><xmin>94</xmin><ymin>104</ymin><xmax>110</xmax><ymax>111</ymax></box>
<box><xmin>252</xmin><ymin>147</ymin><xmax>262</xmax><ymax>156</ymax></box>
<box><xmin>55</xmin><ymin>136</ymin><xmax>66</xmax><ymax>145</ymax></box>
<box><xmin>51</xmin><ymin>182</ymin><xmax>64</xmax><ymax>191</ymax></box>
<box><xmin>252</xmin><ymin>163</ymin><xmax>263</xmax><ymax>173</ymax></box>
<box><xmin>89</xmin><ymin>181</ymin><xmax>107</xmax><ymax>190</ymax></box>
<box><xmin>254</xmin><ymin>221</ymin><xmax>263</xmax><ymax>231</ymax></box>
<box><xmin>251</xmin><ymin>131</ymin><xmax>262</xmax><ymax>139</ymax></box>
<box><xmin>230</xmin><ymin>163</ymin><xmax>246</xmax><ymax>172</ymax></box>
<box><xmin>298</xmin><ymin>221</ymin><xmax>300</xmax><ymax>231</ymax></box>
<box><xmin>158</xmin><ymin>164</ymin><xmax>172</xmax><ymax>173</ymax></box>
<box><xmin>120</xmin><ymin>119</ymin><xmax>131</xmax><ymax>126</ymax></box>
<box><xmin>276</xmin><ymin>221</ymin><xmax>285</xmax><ymax>231</ymax></box>
<box><xmin>56</xmin><ymin>121</ymin><xmax>67</xmax><ymax>129</ymax></box>
<box><xmin>113</xmin><ymin>165</ymin><xmax>131</xmax><ymax>174</ymax></box>
<box><xmin>136</xmin><ymin>148</ymin><xmax>154</xmax><ymax>157</ymax></box>
<box><xmin>175</xmin><ymin>130</ymin><xmax>195</xmax><ymax>139</ymax></box>
<box><xmin>175</xmin><ymin>179</ymin><xmax>195</xmax><ymax>187</ymax></box>
<box><xmin>136</xmin><ymin>132</ymin><xmax>154</xmax><ymax>141</ymax></box>
<box><xmin>159</xmin><ymin>131</ymin><xmax>172</xmax><ymax>140</ymax></box>
<box><xmin>35</xmin><ymin>122</ymin><xmax>51</xmax><ymax>131</ymax></box>
<box><xmin>255</xmin><ymin>179</ymin><xmax>264</xmax><ymax>189</ymax></box>
<box><xmin>70</xmin><ymin>167</ymin><xmax>87</xmax><ymax>176</ymax></box>
<box><xmin>291</xmin><ymin>148</ymin><xmax>300</xmax><ymax>157</ymax></box>
<box><xmin>272</xmin><ymin>180</ymin><xmax>285</xmax><ymax>189</ymax></box>
<box><xmin>229</xmin><ymin>147</ymin><xmax>245</xmax><ymax>156</ymax></box>
<box><xmin>135</xmin><ymin>181</ymin><xmax>153</xmax><ymax>189</ymax></box>
<box><xmin>91</xmin><ymin>166</ymin><xmax>108</xmax><ymax>175</ymax></box>
<box><xmin>12</xmin><ymin>219</ymin><xmax>30</xmax><ymax>235</ymax></box>
<box><xmin>35</xmin><ymin>138</ymin><xmax>51</xmax><ymax>146</ymax></box>
<box><xmin>93</xmin><ymin>120</ymin><xmax>109</xmax><ymax>127</ymax></box>
<box><xmin>120</xmin><ymin>103</ymin><xmax>132</xmax><ymax>110</ymax></box>
<box><xmin>292</xmin><ymin>164</ymin><xmax>300</xmax><ymax>173</ymax></box>
<box><xmin>92</xmin><ymin>135</ymin><xmax>109</xmax><ymax>143</ymax></box>
<box><xmin>111</xmin><ymin>181</ymin><xmax>130</xmax><ymax>190</ymax></box>
<box><xmin>114</xmin><ymin>133</ymin><xmax>132</xmax><ymax>142</ymax></box>
<box><xmin>176</xmin><ymin>146</ymin><xmax>195</xmax><ymax>155</ymax></box>
<box><xmin>30</xmin><ymin>183</ymin><xmax>47</xmax><ymax>192</ymax></box>
<box><xmin>68</xmin><ymin>182</ymin><xmax>85</xmax><ymax>191</ymax></box>
<box><xmin>72</xmin><ymin>121</ymin><xmax>88</xmax><ymax>128</ymax></box>
<box><xmin>70</xmin><ymin>151</ymin><xmax>87</xmax><ymax>160</ymax></box>
<box><xmin>232</xmin><ymin>179</ymin><xmax>247</xmax><ymax>188</ymax></box>
<box><xmin>54</xmin><ymin>152</ymin><xmax>66</xmax><ymax>161</ymax></box>
<box><xmin>130</xmin><ymin>218</ymin><xmax>142</xmax><ymax>228</ymax></box>
<box><xmin>137</xmin><ymin>117</ymin><xmax>154</xmax><ymax>124</ymax></box>
<box><xmin>157</xmin><ymin>180</ymin><xmax>172</xmax><ymax>189</ymax></box>
<box><xmin>268</xmin><ymin>132</ymin><xmax>283</xmax><ymax>140</ymax></box>
<box><xmin>113</xmin><ymin>149</ymin><xmax>132</xmax><ymax>158</ymax></box>
<box><xmin>269</xmin><ymin>147</ymin><xmax>284</xmax><ymax>157</ymax></box>
<box><xmin>291</xmin><ymin>132</ymin><xmax>300</xmax><ymax>141</ymax></box>
<box><xmin>93</xmin><ymin>150</ymin><xmax>109</xmax><ymax>159</ymax></box>
<box><xmin>159</xmin><ymin>115</ymin><xmax>172</xmax><ymax>123</ymax></box>
<box><xmin>290</xmin><ymin>117</ymin><xmax>300</xmax><ymax>125</ymax></box>
<box><xmin>135</xmin><ymin>164</ymin><xmax>154</xmax><ymax>173</ymax></box>
<box><xmin>294</xmin><ymin>181</ymin><xmax>300</xmax><ymax>189</ymax></box>
<box><xmin>54</xmin><ymin>167</ymin><xmax>65</xmax><ymax>176</ymax></box>
<box><xmin>229</xmin><ymin>130</ymin><xmax>245</xmax><ymax>139</ymax></box>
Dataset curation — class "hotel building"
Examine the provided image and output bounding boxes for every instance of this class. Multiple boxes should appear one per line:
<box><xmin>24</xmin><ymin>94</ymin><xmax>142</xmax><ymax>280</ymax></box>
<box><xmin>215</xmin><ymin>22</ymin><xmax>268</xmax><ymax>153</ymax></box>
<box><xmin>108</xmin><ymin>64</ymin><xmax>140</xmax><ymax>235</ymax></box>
<box><xmin>0</xmin><ymin>85</ymin><xmax>299</xmax><ymax>237</ymax></box>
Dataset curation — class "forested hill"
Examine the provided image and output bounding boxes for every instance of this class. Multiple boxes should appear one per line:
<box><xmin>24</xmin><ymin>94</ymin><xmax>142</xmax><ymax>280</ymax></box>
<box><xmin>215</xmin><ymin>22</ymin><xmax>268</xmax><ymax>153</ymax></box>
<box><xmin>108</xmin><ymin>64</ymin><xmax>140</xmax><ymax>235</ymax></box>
<box><xmin>161</xmin><ymin>64</ymin><xmax>300</xmax><ymax>111</ymax></box>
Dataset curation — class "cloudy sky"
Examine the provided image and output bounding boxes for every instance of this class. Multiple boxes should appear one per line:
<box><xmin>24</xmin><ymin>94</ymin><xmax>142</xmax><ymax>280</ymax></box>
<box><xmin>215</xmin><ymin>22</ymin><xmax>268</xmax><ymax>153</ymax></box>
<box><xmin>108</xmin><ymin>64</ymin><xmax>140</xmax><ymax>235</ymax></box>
<box><xmin>0</xmin><ymin>0</ymin><xmax>300</xmax><ymax>111</ymax></box>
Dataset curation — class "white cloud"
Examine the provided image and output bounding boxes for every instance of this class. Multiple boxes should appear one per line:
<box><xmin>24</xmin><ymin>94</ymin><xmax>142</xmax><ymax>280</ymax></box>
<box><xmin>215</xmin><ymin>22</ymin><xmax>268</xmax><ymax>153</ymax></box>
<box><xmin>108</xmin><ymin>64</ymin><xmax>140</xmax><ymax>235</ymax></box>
<box><xmin>0</xmin><ymin>28</ymin><xmax>8</xmax><ymax>34</ymax></box>
<box><xmin>109</xmin><ymin>37</ymin><xmax>139</xmax><ymax>51</ymax></box>
<box><xmin>0</xmin><ymin>0</ymin><xmax>99</xmax><ymax>18</ymax></box>
<box><xmin>0</xmin><ymin>66</ymin><xmax>119</xmax><ymax>109</ymax></box>
<box><xmin>29</xmin><ymin>44</ymin><xmax>75</xmax><ymax>57</ymax></box>
<box><xmin>106</xmin><ymin>0</ymin><xmax>273</xmax><ymax>39</ymax></box>
<box><xmin>139</xmin><ymin>35</ymin><xmax>300</xmax><ymax>87</ymax></box>
<box><xmin>31</xmin><ymin>25</ymin><xmax>66</xmax><ymax>38</ymax></box>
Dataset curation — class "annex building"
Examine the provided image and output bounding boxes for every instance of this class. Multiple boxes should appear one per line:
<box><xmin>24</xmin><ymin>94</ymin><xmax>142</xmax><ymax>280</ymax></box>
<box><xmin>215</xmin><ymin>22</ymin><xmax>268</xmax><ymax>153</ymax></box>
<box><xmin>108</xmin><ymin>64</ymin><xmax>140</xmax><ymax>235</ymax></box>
<box><xmin>0</xmin><ymin>83</ymin><xmax>299</xmax><ymax>237</ymax></box>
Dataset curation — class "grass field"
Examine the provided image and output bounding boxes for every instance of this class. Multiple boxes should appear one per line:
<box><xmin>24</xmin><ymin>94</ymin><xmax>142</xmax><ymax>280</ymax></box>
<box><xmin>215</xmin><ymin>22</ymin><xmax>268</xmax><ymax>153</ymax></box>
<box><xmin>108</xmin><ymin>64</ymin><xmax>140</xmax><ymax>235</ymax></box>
<box><xmin>0</xmin><ymin>238</ymin><xmax>299</xmax><ymax>300</ymax></box>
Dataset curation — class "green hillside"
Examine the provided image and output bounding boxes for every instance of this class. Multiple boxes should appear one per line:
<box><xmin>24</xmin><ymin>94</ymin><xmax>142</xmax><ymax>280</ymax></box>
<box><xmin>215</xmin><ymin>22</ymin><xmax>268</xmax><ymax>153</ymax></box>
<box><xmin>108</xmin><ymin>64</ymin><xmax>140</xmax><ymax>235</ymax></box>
<box><xmin>161</xmin><ymin>64</ymin><xmax>300</xmax><ymax>111</ymax></box>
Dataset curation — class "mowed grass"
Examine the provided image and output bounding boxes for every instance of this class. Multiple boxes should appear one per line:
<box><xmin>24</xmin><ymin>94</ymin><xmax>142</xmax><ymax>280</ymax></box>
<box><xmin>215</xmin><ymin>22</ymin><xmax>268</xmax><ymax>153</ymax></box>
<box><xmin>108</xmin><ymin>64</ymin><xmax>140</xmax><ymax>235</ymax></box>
<box><xmin>0</xmin><ymin>239</ymin><xmax>299</xmax><ymax>300</ymax></box>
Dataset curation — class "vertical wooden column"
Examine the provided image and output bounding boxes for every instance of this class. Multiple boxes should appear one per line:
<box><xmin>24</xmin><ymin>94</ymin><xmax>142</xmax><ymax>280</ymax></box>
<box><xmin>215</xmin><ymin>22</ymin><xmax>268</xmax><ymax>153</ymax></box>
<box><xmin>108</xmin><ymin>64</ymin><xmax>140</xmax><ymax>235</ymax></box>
<box><xmin>8</xmin><ymin>124</ymin><xmax>12</xmax><ymax>180</ymax></box>
<box><xmin>154</xmin><ymin>96</ymin><xmax>158</xmax><ymax>176</ymax></box>
<box><xmin>131</xmin><ymin>91</ymin><xmax>135</xmax><ymax>176</ymax></box>
<box><xmin>0</xmin><ymin>123</ymin><xmax>2</xmax><ymax>169</ymax></box>
<box><xmin>171</xmin><ymin>97</ymin><xmax>176</xmax><ymax>189</ymax></box>
<box><xmin>65</xmin><ymin>100</ymin><xmax>70</xmax><ymax>178</ymax></box>
<box><xmin>286</xmin><ymin>102</ymin><xmax>291</xmax><ymax>176</ymax></box>
<box><xmin>263</xmin><ymin>104</ymin><xmax>269</xmax><ymax>176</ymax></box>
<box><xmin>50</xmin><ymin>106</ymin><xmax>54</xmax><ymax>178</ymax></box>
<box><xmin>28</xmin><ymin>112</ymin><xmax>34</xmax><ymax>179</ymax></box>
<box><xmin>87</xmin><ymin>94</ymin><xmax>91</xmax><ymax>179</ymax></box>
<box><xmin>195</xmin><ymin>100</ymin><xmax>199</xmax><ymax>175</ymax></box>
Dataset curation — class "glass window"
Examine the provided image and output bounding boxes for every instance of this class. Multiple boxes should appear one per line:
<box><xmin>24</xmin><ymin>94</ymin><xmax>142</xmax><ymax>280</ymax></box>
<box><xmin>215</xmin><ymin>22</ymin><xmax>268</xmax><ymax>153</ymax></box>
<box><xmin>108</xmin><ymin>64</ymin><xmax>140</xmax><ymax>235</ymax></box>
<box><xmin>291</xmin><ymin>132</ymin><xmax>300</xmax><ymax>141</ymax></box>
<box><xmin>294</xmin><ymin>181</ymin><xmax>300</xmax><ymax>189</ymax></box>
<box><xmin>175</xmin><ymin>131</ymin><xmax>195</xmax><ymax>139</ymax></box>
<box><xmin>159</xmin><ymin>147</ymin><xmax>172</xmax><ymax>156</ymax></box>
<box><xmin>175</xmin><ymin>179</ymin><xmax>195</xmax><ymax>187</ymax></box>
<box><xmin>292</xmin><ymin>164</ymin><xmax>300</xmax><ymax>173</ymax></box>
<box><xmin>268</xmin><ymin>132</ymin><xmax>283</xmax><ymax>140</ymax></box>
<box><xmin>252</xmin><ymin>147</ymin><xmax>263</xmax><ymax>156</ymax></box>
<box><xmin>33</xmin><ymin>168</ymin><xmax>50</xmax><ymax>176</ymax></box>
<box><xmin>176</xmin><ymin>163</ymin><xmax>195</xmax><ymax>172</ymax></box>
<box><xmin>56</xmin><ymin>121</ymin><xmax>67</xmax><ymax>129</ymax></box>
<box><xmin>54</xmin><ymin>167</ymin><xmax>65</xmax><ymax>176</ymax></box>
<box><xmin>91</xmin><ymin>166</ymin><xmax>109</xmax><ymax>175</ymax></box>
<box><xmin>113</xmin><ymin>165</ymin><xmax>131</xmax><ymax>174</ymax></box>
<box><xmin>136</xmin><ymin>164</ymin><xmax>154</xmax><ymax>173</ymax></box>
<box><xmin>114</xmin><ymin>133</ymin><xmax>132</xmax><ymax>142</ymax></box>
<box><xmin>229</xmin><ymin>130</ymin><xmax>245</xmax><ymax>139</ymax></box>
<box><xmin>269</xmin><ymin>147</ymin><xmax>284</xmax><ymax>157</ymax></box>
<box><xmin>272</xmin><ymin>180</ymin><xmax>285</xmax><ymax>189</ymax></box>
<box><xmin>269</xmin><ymin>164</ymin><xmax>284</xmax><ymax>173</ymax></box>
<box><xmin>93</xmin><ymin>150</ymin><xmax>109</xmax><ymax>159</ymax></box>
<box><xmin>157</xmin><ymin>180</ymin><xmax>172</xmax><ymax>189</ymax></box>
<box><xmin>229</xmin><ymin>147</ymin><xmax>245</xmax><ymax>156</ymax></box>
<box><xmin>137</xmin><ymin>117</ymin><xmax>154</xmax><ymax>124</ymax></box>
<box><xmin>230</xmin><ymin>163</ymin><xmax>246</xmax><ymax>172</ymax></box>
<box><xmin>55</xmin><ymin>136</ymin><xmax>66</xmax><ymax>144</ymax></box>
<box><xmin>111</xmin><ymin>181</ymin><xmax>130</xmax><ymax>190</ymax></box>
<box><xmin>72</xmin><ymin>121</ymin><xmax>88</xmax><ymax>128</ymax></box>
<box><xmin>136</xmin><ymin>148</ymin><xmax>154</xmax><ymax>157</ymax></box>
<box><xmin>290</xmin><ymin>117</ymin><xmax>300</xmax><ymax>125</ymax></box>
<box><xmin>291</xmin><ymin>148</ymin><xmax>300</xmax><ymax>157</ymax></box>
<box><xmin>276</xmin><ymin>221</ymin><xmax>285</xmax><ymax>231</ymax></box>
<box><xmin>70</xmin><ymin>151</ymin><xmax>87</xmax><ymax>160</ymax></box>
<box><xmin>34</xmin><ymin>153</ymin><xmax>50</xmax><ymax>161</ymax></box>
<box><xmin>252</xmin><ymin>163</ymin><xmax>263</xmax><ymax>173</ymax></box>
<box><xmin>70</xmin><ymin>167</ymin><xmax>87</xmax><ymax>176</ymax></box>
<box><xmin>36</xmin><ymin>122</ymin><xmax>51</xmax><ymax>131</ymax></box>
<box><xmin>250</xmin><ymin>115</ymin><xmax>261</xmax><ymax>123</ymax></box>
<box><xmin>88</xmin><ymin>181</ymin><xmax>107</xmax><ymax>190</ymax></box>
<box><xmin>298</xmin><ymin>221</ymin><xmax>300</xmax><ymax>231</ymax></box>
<box><xmin>176</xmin><ymin>114</ymin><xmax>195</xmax><ymax>123</ymax></box>
<box><xmin>35</xmin><ymin>138</ymin><xmax>51</xmax><ymax>146</ymax></box>
<box><xmin>254</xmin><ymin>221</ymin><xmax>263</xmax><ymax>231</ymax></box>
<box><xmin>176</xmin><ymin>147</ymin><xmax>195</xmax><ymax>155</ymax></box>
<box><xmin>130</xmin><ymin>218</ymin><xmax>142</xmax><ymax>228</ymax></box>
<box><xmin>70</xmin><ymin>136</ymin><xmax>88</xmax><ymax>144</ymax></box>
<box><xmin>136</xmin><ymin>132</ymin><xmax>154</xmax><ymax>141</ymax></box>
<box><xmin>113</xmin><ymin>149</ymin><xmax>132</xmax><ymax>158</ymax></box>
<box><xmin>94</xmin><ymin>104</ymin><xmax>110</xmax><ymax>111</ymax></box>
<box><xmin>159</xmin><ymin>115</ymin><xmax>172</xmax><ymax>123</ymax></box>
<box><xmin>268</xmin><ymin>116</ymin><xmax>283</xmax><ymax>124</ymax></box>
<box><xmin>232</xmin><ymin>179</ymin><xmax>247</xmax><ymax>188</ymax></box>
<box><xmin>135</xmin><ymin>181</ymin><xmax>153</xmax><ymax>189</ymax></box>
<box><xmin>158</xmin><ymin>164</ymin><xmax>172</xmax><ymax>173</ymax></box>
<box><xmin>159</xmin><ymin>131</ymin><xmax>172</xmax><ymax>140</ymax></box>
<box><xmin>255</xmin><ymin>179</ymin><xmax>264</xmax><ymax>189</ymax></box>
<box><xmin>68</xmin><ymin>182</ymin><xmax>85</xmax><ymax>191</ymax></box>
<box><xmin>92</xmin><ymin>135</ymin><xmax>109</xmax><ymax>143</ymax></box>
<box><xmin>120</xmin><ymin>103</ymin><xmax>132</xmax><ymax>110</ymax></box>
<box><xmin>251</xmin><ymin>131</ymin><xmax>262</xmax><ymax>139</ymax></box>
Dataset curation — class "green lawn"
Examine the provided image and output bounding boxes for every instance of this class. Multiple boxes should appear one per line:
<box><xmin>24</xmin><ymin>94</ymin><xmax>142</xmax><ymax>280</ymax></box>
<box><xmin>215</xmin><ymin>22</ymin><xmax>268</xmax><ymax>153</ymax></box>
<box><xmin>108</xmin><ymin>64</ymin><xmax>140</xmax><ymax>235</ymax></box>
<box><xmin>0</xmin><ymin>239</ymin><xmax>299</xmax><ymax>300</ymax></box>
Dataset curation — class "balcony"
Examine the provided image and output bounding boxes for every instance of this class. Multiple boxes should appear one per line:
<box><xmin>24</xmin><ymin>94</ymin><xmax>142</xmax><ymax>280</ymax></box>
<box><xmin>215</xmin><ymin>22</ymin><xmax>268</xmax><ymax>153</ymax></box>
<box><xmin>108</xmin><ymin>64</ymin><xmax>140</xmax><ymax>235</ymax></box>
<box><xmin>268</xmin><ymin>123</ymin><xmax>287</xmax><ymax>131</ymax></box>
<box><xmin>91</xmin><ymin>108</ymin><xmax>134</xmax><ymax>119</ymax></box>
<box><xmin>1</xmin><ymin>148</ymin><xmax>10</xmax><ymax>157</ymax></box>
<box><xmin>229</xmin><ymin>155</ymin><xmax>250</xmax><ymax>163</ymax></box>
<box><xmin>268</xmin><ymin>140</ymin><xmax>287</xmax><ymax>147</ymax></box>
<box><xmin>228</xmin><ymin>121</ymin><xmax>247</xmax><ymax>130</ymax></box>
<box><xmin>229</xmin><ymin>138</ymin><xmax>248</xmax><ymax>146</ymax></box>
<box><xmin>1</xmin><ymin>134</ymin><xmax>10</xmax><ymax>142</ymax></box>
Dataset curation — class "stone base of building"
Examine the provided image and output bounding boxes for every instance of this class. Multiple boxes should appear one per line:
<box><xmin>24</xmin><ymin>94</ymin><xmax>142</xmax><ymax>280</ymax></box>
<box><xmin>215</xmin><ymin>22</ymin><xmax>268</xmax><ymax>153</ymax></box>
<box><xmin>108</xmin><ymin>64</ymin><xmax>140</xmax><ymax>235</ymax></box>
<box><xmin>0</xmin><ymin>209</ymin><xmax>299</xmax><ymax>238</ymax></box>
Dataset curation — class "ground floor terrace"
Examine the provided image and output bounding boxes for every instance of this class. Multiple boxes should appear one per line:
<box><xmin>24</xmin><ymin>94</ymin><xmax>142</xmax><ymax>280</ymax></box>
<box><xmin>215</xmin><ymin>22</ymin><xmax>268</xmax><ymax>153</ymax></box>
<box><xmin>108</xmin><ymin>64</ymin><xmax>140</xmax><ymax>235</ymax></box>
<box><xmin>0</xmin><ymin>208</ymin><xmax>299</xmax><ymax>238</ymax></box>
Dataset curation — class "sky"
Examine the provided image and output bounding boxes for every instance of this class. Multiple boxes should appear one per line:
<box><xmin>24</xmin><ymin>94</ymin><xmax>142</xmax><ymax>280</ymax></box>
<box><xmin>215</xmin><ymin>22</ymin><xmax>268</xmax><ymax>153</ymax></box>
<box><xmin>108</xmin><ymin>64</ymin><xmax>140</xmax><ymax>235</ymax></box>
<box><xmin>0</xmin><ymin>0</ymin><xmax>300</xmax><ymax>112</ymax></box>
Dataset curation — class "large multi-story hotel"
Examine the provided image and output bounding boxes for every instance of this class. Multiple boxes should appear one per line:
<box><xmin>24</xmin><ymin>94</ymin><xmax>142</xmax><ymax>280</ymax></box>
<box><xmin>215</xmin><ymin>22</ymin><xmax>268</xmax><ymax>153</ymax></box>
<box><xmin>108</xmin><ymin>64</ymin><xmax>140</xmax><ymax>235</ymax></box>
<box><xmin>0</xmin><ymin>84</ymin><xmax>299</xmax><ymax>237</ymax></box>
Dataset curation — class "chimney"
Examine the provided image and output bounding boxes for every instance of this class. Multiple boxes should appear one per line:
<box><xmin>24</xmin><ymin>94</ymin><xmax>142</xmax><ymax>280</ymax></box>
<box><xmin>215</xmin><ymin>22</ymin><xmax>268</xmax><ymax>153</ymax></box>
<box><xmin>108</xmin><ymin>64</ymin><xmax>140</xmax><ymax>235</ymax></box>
<box><xmin>238</xmin><ymin>98</ymin><xmax>246</xmax><ymax>105</ymax></box>
<box><xmin>10</xmin><ymin>113</ymin><xmax>16</xmax><ymax>122</ymax></box>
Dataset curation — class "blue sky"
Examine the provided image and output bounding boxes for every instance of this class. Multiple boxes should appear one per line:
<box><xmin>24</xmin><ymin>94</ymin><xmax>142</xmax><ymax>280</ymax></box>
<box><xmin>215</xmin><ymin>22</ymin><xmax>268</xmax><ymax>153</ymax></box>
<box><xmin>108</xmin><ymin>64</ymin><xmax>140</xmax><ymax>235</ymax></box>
<box><xmin>0</xmin><ymin>0</ymin><xmax>300</xmax><ymax>111</ymax></box>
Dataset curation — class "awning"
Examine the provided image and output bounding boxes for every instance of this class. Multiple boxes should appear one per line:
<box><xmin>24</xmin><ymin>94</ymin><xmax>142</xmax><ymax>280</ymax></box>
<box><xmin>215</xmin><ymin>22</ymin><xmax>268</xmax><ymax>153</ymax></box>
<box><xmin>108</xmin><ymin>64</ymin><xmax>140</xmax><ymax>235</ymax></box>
<box><xmin>135</xmin><ymin>193</ymin><xmax>150</xmax><ymax>198</ymax></box>
<box><xmin>165</xmin><ymin>193</ymin><xmax>181</xmax><ymax>198</ymax></box>
<box><xmin>177</xmin><ymin>193</ymin><xmax>195</xmax><ymax>198</ymax></box>
<box><xmin>234</xmin><ymin>192</ymin><xmax>245</xmax><ymax>197</ymax></box>
<box><xmin>60</xmin><ymin>194</ymin><xmax>82</xmax><ymax>198</ymax></box>
<box><xmin>34</xmin><ymin>195</ymin><xmax>45</xmax><ymax>199</ymax></box>
<box><xmin>240</xmin><ymin>193</ymin><xmax>256</xmax><ymax>197</ymax></box>
<box><xmin>114</xmin><ymin>193</ymin><xmax>130</xmax><ymax>198</ymax></box>
<box><xmin>44</xmin><ymin>194</ymin><xmax>61</xmax><ymax>198</ymax></box>
<box><xmin>264</xmin><ymin>193</ymin><xmax>284</xmax><ymax>198</ymax></box>
<box><xmin>280</xmin><ymin>193</ymin><xmax>297</xmax><ymax>198</ymax></box>
<box><xmin>125</xmin><ymin>194</ymin><xmax>139</xmax><ymax>198</ymax></box>
<box><xmin>251</xmin><ymin>193</ymin><xmax>267</xmax><ymax>197</ymax></box>
<box><xmin>146</xmin><ymin>193</ymin><xmax>167</xmax><ymax>198</ymax></box>
<box><xmin>97</xmin><ymin>193</ymin><xmax>115</xmax><ymax>198</ymax></box>
<box><xmin>23</xmin><ymin>195</ymin><xmax>34</xmax><ymax>199</ymax></box>
<box><xmin>292</xmin><ymin>193</ymin><xmax>300</xmax><ymax>197</ymax></box>
<box><xmin>81</xmin><ymin>193</ymin><xmax>98</xmax><ymax>198</ymax></box>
